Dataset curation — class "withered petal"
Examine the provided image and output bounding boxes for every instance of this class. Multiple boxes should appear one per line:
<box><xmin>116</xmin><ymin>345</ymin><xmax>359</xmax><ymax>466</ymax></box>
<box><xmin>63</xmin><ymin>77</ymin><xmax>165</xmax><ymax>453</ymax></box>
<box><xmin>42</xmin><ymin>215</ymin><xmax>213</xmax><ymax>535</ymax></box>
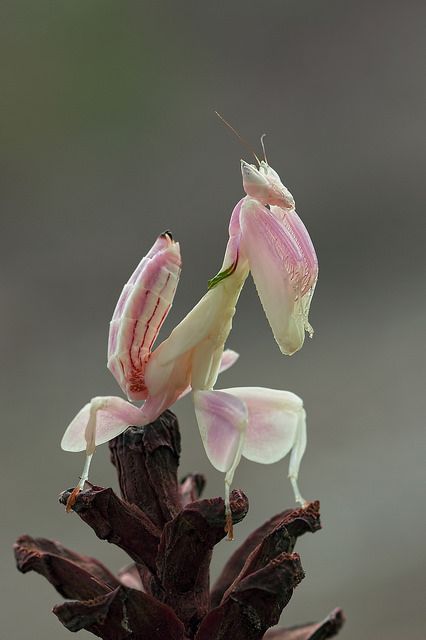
<box><xmin>59</xmin><ymin>485</ymin><xmax>160</xmax><ymax>577</ymax></box>
<box><xmin>196</xmin><ymin>552</ymin><xmax>304</xmax><ymax>640</ymax></box>
<box><xmin>155</xmin><ymin>489</ymin><xmax>248</xmax><ymax>636</ymax></box>
<box><xmin>53</xmin><ymin>585</ymin><xmax>186</xmax><ymax>639</ymax></box>
<box><xmin>14</xmin><ymin>535</ymin><xmax>118</xmax><ymax>600</ymax></box>
<box><xmin>222</xmin><ymin>501</ymin><xmax>321</xmax><ymax>602</ymax></box>
<box><xmin>212</xmin><ymin>501</ymin><xmax>320</xmax><ymax>607</ymax></box>
<box><xmin>264</xmin><ymin>608</ymin><xmax>345</xmax><ymax>639</ymax></box>
<box><xmin>280</xmin><ymin>502</ymin><xmax>321</xmax><ymax>538</ymax></box>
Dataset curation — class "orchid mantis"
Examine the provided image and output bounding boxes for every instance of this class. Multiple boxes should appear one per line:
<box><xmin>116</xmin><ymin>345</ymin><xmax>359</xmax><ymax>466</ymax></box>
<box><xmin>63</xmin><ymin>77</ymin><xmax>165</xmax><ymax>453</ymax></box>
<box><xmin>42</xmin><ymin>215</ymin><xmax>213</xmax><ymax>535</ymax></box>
<box><xmin>62</xmin><ymin>150</ymin><xmax>318</xmax><ymax>537</ymax></box>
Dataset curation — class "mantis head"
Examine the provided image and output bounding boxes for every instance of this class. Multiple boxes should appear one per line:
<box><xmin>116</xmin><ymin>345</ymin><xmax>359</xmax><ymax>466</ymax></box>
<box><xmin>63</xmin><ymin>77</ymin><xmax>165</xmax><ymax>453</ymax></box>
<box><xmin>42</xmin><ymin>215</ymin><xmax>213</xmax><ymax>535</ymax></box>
<box><xmin>241</xmin><ymin>159</ymin><xmax>295</xmax><ymax>210</ymax></box>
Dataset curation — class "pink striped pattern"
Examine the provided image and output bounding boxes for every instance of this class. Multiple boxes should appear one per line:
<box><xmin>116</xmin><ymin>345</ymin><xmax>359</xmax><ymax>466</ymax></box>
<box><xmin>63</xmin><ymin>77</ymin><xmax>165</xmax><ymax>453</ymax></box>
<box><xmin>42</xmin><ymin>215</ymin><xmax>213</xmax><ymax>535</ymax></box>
<box><xmin>107</xmin><ymin>233</ymin><xmax>181</xmax><ymax>401</ymax></box>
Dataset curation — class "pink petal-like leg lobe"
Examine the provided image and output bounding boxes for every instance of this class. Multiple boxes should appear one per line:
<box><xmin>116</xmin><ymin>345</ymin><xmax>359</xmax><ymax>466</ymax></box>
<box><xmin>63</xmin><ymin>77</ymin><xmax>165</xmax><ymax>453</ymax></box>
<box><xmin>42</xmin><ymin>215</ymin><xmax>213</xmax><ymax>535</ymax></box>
<box><xmin>220</xmin><ymin>387</ymin><xmax>304</xmax><ymax>464</ymax></box>
<box><xmin>193</xmin><ymin>390</ymin><xmax>247</xmax><ymax>473</ymax></box>
<box><xmin>61</xmin><ymin>397</ymin><xmax>147</xmax><ymax>453</ymax></box>
<box><xmin>61</xmin><ymin>396</ymin><xmax>147</xmax><ymax>512</ymax></box>
<box><xmin>107</xmin><ymin>233</ymin><xmax>181</xmax><ymax>401</ymax></box>
<box><xmin>222</xmin><ymin>387</ymin><xmax>307</xmax><ymax>504</ymax></box>
<box><xmin>205</xmin><ymin>387</ymin><xmax>308</xmax><ymax>507</ymax></box>
<box><xmin>193</xmin><ymin>389</ymin><xmax>248</xmax><ymax>538</ymax></box>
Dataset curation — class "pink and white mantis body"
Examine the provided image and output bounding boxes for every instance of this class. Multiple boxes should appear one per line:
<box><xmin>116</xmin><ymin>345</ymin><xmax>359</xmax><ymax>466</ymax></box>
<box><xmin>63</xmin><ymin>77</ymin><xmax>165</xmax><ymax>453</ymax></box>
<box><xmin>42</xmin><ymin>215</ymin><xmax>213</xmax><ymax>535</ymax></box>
<box><xmin>62</xmin><ymin>156</ymin><xmax>317</xmax><ymax>535</ymax></box>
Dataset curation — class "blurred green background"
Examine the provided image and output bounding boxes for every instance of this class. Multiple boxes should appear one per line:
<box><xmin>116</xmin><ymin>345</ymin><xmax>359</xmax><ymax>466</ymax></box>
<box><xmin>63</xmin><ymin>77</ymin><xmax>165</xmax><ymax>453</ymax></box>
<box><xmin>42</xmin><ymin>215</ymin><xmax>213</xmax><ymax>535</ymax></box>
<box><xmin>2</xmin><ymin>1</ymin><xmax>425</xmax><ymax>638</ymax></box>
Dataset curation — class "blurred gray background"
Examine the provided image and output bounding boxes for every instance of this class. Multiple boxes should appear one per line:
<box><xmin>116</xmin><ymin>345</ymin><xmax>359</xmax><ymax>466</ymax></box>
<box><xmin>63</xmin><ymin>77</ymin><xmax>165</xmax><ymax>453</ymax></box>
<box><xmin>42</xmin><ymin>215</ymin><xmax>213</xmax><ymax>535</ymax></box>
<box><xmin>1</xmin><ymin>1</ymin><xmax>425</xmax><ymax>638</ymax></box>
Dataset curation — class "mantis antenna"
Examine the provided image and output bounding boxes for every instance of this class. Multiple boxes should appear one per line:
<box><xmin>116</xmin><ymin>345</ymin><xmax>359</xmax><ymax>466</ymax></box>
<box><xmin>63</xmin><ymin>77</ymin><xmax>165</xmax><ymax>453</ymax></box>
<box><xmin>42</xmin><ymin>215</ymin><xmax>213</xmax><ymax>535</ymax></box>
<box><xmin>215</xmin><ymin>111</ymin><xmax>261</xmax><ymax>166</ymax></box>
<box><xmin>260</xmin><ymin>133</ymin><xmax>268</xmax><ymax>164</ymax></box>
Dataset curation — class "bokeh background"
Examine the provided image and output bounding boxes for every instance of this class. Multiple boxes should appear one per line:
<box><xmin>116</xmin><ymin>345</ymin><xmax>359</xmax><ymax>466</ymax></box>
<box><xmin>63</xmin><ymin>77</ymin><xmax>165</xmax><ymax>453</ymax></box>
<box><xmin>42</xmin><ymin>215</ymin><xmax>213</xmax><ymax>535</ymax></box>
<box><xmin>2</xmin><ymin>1</ymin><xmax>425</xmax><ymax>638</ymax></box>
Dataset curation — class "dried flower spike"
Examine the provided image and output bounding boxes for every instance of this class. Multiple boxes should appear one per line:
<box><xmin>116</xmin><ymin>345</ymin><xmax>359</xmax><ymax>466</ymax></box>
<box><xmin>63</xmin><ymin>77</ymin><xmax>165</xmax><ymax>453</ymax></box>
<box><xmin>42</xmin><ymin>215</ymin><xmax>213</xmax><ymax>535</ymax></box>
<box><xmin>15</xmin><ymin>412</ymin><xmax>344</xmax><ymax>639</ymax></box>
